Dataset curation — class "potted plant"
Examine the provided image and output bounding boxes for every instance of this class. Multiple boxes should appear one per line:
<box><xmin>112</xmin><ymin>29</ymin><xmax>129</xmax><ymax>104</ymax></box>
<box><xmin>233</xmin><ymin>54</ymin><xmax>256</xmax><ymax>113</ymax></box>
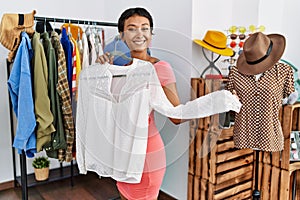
<box><xmin>32</xmin><ymin>156</ymin><xmax>50</xmax><ymax>181</ymax></box>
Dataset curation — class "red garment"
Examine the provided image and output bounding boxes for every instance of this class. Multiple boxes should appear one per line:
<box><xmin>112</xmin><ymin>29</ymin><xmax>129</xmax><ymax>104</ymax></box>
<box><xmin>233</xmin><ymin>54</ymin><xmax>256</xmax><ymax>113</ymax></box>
<box><xmin>116</xmin><ymin>61</ymin><xmax>176</xmax><ymax>200</ymax></box>
<box><xmin>71</xmin><ymin>39</ymin><xmax>77</xmax><ymax>94</ymax></box>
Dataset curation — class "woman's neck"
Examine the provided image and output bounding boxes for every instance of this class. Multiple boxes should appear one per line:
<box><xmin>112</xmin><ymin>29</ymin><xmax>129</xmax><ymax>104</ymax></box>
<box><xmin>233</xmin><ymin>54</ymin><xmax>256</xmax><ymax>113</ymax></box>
<box><xmin>131</xmin><ymin>50</ymin><xmax>149</xmax><ymax>60</ymax></box>
<box><xmin>131</xmin><ymin>50</ymin><xmax>159</xmax><ymax>64</ymax></box>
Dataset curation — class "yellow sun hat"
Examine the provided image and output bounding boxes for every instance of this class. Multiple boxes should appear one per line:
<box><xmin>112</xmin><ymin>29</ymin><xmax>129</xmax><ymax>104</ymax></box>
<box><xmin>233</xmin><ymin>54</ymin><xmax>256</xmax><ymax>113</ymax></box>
<box><xmin>193</xmin><ymin>30</ymin><xmax>234</xmax><ymax>57</ymax></box>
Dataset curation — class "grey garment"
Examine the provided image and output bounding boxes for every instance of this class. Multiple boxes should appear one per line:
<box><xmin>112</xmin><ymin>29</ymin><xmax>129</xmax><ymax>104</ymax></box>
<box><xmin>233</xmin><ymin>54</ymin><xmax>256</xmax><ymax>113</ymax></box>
<box><xmin>41</xmin><ymin>32</ymin><xmax>67</xmax><ymax>159</ymax></box>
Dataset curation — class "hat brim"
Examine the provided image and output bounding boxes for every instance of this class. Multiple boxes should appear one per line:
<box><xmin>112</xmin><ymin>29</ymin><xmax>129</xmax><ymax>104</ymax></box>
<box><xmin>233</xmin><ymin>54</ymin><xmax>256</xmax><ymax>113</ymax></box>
<box><xmin>193</xmin><ymin>39</ymin><xmax>234</xmax><ymax>57</ymax></box>
<box><xmin>237</xmin><ymin>34</ymin><xmax>286</xmax><ymax>75</ymax></box>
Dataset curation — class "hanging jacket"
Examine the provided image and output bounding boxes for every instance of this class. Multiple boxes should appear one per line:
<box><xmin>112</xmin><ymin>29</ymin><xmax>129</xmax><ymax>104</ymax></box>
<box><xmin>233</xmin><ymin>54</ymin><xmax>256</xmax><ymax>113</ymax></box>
<box><xmin>40</xmin><ymin>32</ymin><xmax>67</xmax><ymax>158</ymax></box>
<box><xmin>85</xmin><ymin>28</ymin><xmax>97</xmax><ymax>66</ymax></box>
<box><xmin>51</xmin><ymin>31</ymin><xmax>75</xmax><ymax>162</ymax></box>
<box><xmin>7</xmin><ymin>32</ymin><xmax>36</xmax><ymax>157</ymax></box>
<box><xmin>80</xmin><ymin>32</ymin><xmax>89</xmax><ymax>69</ymax></box>
<box><xmin>61</xmin><ymin>23</ymin><xmax>83</xmax><ymax>41</ymax></box>
<box><xmin>31</xmin><ymin>32</ymin><xmax>56</xmax><ymax>152</ymax></box>
<box><xmin>60</xmin><ymin>27</ymin><xmax>73</xmax><ymax>97</ymax></box>
<box><xmin>71</xmin><ymin>37</ymin><xmax>82</xmax><ymax>100</ymax></box>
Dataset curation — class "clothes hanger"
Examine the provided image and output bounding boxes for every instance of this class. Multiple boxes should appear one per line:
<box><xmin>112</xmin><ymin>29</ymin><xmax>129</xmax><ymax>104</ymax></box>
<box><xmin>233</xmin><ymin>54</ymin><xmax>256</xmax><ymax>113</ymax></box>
<box><xmin>80</xmin><ymin>73</ymin><xmax>127</xmax><ymax>79</ymax></box>
<box><xmin>77</xmin><ymin>20</ymin><xmax>81</xmax><ymax>42</ymax></box>
<box><xmin>85</xmin><ymin>21</ymin><xmax>91</xmax><ymax>35</ymax></box>
<box><xmin>44</xmin><ymin>18</ymin><xmax>46</xmax><ymax>33</ymax></box>
<box><xmin>68</xmin><ymin>20</ymin><xmax>72</xmax><ymax>37</ymax></box>
<box><xmin>53</xmin><ymin>18</ymin><xmax>61</xmax><ymax>35</ymax></box>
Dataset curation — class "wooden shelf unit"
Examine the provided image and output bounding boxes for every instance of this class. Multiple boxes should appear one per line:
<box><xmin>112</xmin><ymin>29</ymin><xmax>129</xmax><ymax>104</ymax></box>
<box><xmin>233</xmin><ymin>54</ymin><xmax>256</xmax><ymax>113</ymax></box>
<box><xmin>253</xmin><ymin>103</ymin><xmax>300</xmax><ymax>200</ymax></box>
<box><xmin>188</xmin><ymin>78</ymin><xmax>300</xmax><ymax>200</ymax></box>
<box><xmin>188</xmin><ymin>78</ymin><xmax>254</xmax><ymax>200</ymax></box>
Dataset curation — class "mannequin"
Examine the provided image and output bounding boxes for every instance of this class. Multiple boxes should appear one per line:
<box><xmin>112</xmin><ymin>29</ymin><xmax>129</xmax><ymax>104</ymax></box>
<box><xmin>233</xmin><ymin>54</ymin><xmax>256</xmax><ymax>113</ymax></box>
<box><xmin>226</xmin><ymin>32</ymin><xmax>297</xmax><ymax>199</ymax></box>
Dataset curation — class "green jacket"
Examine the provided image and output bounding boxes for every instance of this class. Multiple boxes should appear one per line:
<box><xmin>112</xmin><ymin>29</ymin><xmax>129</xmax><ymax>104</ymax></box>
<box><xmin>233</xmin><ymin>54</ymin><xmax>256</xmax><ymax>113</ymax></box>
<box><xmin>31</xmin><ymin>32</ymin><xmax>56</xmax><ymax>152</ymax></box>
<box><xmin>40</xmin><ymin>32</ymin><xmax>67</xmax><ymax>159</ymax></box>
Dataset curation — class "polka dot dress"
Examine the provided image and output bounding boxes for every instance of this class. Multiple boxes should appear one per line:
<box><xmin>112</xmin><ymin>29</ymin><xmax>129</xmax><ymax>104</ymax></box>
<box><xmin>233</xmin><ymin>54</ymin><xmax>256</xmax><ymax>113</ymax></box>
<box><xmin>226</xmin><ymin>63</ymin><xmax>295</xmax><ymax>152</ymax></box>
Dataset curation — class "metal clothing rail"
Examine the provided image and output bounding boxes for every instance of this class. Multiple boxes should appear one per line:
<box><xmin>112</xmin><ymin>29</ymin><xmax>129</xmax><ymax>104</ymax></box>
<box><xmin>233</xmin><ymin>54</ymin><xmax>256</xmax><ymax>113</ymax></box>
<box><xmin>7</xmin><ymin>59</ymin><xmax>76</xmax><ymax>200</ymax></box>
<box><xmin>8</xmin><ymin>16</ymin><xmax>118</xmax><ymax>200</ymax></box>
<box><xmin>34</xmin><ymin>16</ymin><xmax>118</xmax><ymax>27</ymax></box>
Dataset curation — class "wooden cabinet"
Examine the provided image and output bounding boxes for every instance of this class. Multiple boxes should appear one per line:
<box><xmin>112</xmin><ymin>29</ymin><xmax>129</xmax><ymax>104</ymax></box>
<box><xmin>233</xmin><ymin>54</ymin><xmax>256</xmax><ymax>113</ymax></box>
<box><xmin>253</xmin><ymin>103</ymin><xmax>300</xmax><ymax>200</ymax></box>
<box><xmin>188</xmin><ymin>78</ymin><xmax>300</xmax><ymax>200</ymax></box>
<box><xmin>188</xmin><ymin>78</ymin><xmax>253</xmax><ymax>200</ymax></box>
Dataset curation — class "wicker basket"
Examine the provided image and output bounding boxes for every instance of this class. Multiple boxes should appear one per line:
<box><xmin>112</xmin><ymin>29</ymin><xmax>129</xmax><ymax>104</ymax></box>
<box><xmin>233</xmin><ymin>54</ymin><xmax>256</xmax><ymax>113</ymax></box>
<box><xmin>34</xmin><ymin>167</ymin><xmax>49</xmax><ymax>181</ymax></box>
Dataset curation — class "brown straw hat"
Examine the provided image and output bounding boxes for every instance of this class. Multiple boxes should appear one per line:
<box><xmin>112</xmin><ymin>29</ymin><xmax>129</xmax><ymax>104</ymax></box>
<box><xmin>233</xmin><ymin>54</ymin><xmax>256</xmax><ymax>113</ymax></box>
<box><xmin>194</xmin><ymin>30</ymin><xmax>234</xmax><ymax>56</ymax></box>
<box><xmin>0</xmin><ymin>10</ymin><xmax>36</xmax><ymax>62</ymax></box>
<box><xmin>237</xmin><ymin>32</ymin><xmax>286</xmax><ymax>75</ymax></box>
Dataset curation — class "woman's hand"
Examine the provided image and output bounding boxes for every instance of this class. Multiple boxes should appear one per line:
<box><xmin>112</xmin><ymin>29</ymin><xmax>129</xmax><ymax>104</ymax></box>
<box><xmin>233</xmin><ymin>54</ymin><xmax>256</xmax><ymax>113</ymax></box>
<box><xmin>95</xmin><ymin>52</ymin><xmax>114</xmax><ymax>64</ymax></box>
<box><xmin>232</xmin><ymin>90</ymin><xmax>239</xmax><ymax>100</ymax></box>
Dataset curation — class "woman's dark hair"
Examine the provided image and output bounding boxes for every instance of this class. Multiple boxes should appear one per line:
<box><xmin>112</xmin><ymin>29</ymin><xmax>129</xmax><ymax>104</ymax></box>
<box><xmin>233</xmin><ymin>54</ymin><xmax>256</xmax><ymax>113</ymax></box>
<box><xmin>118</xmin><ymin>7</ymin><xmax>153</xmax><ymax>33</ymax></box>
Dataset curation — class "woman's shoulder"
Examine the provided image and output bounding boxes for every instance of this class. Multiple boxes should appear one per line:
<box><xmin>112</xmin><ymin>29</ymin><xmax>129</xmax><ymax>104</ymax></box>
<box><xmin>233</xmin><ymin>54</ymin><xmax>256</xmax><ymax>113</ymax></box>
<box><xmin>146</xmin><ymin>57</ymin><xmax>173</xmax><ymax>71</ymax></box>
<box><xmin>152</xmin><ymin>59</ymin><xmax>176</xmax><ymax>85</ymax></box>
<box><xmin>153</xmin><ymin>59</ymin><xmax>169</xmax><ymax>65</ymax></box>
<box><xmin>153</xmin><ymin>60</ymin><xmax>171</xmax><ymax>68</ymax></box>
<box><xmin>153</xmin><ymin>60</ymin><xmax>173</xmax><ymax>73</ymax></box>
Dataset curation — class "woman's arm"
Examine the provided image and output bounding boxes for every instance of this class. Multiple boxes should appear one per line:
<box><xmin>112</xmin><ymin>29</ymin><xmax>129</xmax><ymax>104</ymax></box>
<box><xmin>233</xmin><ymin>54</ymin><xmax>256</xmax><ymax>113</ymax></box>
<box><xmin>162</xmin><ymin>82</ymin><xmax>188</xmax><ymax>125</ymax></box>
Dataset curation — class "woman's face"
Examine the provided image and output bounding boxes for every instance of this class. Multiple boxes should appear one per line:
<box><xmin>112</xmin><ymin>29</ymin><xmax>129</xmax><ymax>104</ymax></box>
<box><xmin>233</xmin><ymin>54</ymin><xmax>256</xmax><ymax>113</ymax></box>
<box><xmin>121</xmin><ymin>15</ymin><xmax>152</xmax><ymax>52</ymax></box>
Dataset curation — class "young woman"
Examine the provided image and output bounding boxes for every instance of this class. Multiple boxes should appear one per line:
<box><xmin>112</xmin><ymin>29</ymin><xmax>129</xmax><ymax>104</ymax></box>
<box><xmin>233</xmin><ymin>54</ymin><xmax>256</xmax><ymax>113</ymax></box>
<box><xmin>96</xmin><ymin>7</ymin><xmax>183</xmax><ymax>200</ymax></box>
<box><xmin>95</xmin><ymin>7</ymin><xmax>240</xmax><ymax>200</ymax></box>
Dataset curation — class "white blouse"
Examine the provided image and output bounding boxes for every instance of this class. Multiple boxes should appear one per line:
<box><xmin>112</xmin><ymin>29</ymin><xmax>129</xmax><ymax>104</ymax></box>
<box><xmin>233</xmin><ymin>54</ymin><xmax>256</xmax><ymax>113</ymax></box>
<box><xmin>76</xmin><ymin>58</ymin><xmax>241</xmax><ymax>183</ymax></box>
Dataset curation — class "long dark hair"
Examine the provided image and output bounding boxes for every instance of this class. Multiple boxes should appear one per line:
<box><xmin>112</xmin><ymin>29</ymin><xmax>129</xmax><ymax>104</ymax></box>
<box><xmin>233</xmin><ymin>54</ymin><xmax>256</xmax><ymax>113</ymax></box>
<box><xmin>118</xmin><ymin>7</ymin><xmax>153</xmax><ymax>33</ymax></box>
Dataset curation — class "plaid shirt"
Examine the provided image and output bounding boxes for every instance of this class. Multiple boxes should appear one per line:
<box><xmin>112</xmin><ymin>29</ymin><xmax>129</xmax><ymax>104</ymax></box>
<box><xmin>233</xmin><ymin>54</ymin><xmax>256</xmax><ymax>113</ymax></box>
<box><xmin>51</xmin><ymin>31</ymin><xmax>75</xmax><ymax>162</ymax></box>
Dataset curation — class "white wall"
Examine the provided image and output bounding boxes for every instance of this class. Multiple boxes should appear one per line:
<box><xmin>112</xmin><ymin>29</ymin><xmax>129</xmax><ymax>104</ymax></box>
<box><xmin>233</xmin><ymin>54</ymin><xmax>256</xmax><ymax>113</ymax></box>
<box><xmin>0</xmin><ymin>46</ymin><xmax>13</xmax><ymax>183</ymax></box>
<box><xmin>192</xmin><ymin>0</ymin><xmax>300</xmax><ymax>77</ymax></box>
<box><xmin>258</xmin><ymin>0</ymin><xmax>300</xmax><ymax>69</ymax></box>
<box><xmin>0</xmin><ymin>1</ymin><xmax>192</xmax><ymax>199</ymax></box>
<box><xmin>191</xmin><ymin>0</ymin><xmax>261</xmax><ymax>77</ymax></box>
<box><xmin>1</xmin><ymin>1</ymin><xmax>300</xmax><ymax>199</ymax></box>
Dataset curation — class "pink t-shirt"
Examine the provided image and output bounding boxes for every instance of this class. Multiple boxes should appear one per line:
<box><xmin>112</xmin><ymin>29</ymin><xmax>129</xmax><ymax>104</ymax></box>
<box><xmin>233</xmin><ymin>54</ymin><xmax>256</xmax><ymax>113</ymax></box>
<box><xmin>145</xmin><ymin>60</ymin><xmax>176</xmax><ymax>171</ymax></box>
<box><xmin>153</xmin><ymin>60</ymin><xmax>176</xmax><ymax>86</ymax></box>
<box><xmin>148</xmin><ymin>60</ymin><xmax>176</xmax><ymax>137</ymax></box>
<box><xmin>117</xmin><ymin>60</ymin><xmax>176</xmax><ymax>199</ymax></box>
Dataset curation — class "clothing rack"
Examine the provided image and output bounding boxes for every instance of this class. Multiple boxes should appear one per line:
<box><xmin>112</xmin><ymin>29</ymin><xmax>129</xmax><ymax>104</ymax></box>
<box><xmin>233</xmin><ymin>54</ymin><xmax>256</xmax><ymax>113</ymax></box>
<box><xmin>34</xmin><ymin>16</ymin><xmax>118</xmax><ymax>27</ymax></box>
<box><xmin>7</xmin><ymin>60</ymin><xmax>77</xmax><ymax>200</ymax></box>
<box><xmin>8</xmin><ymin>15</ymin><xmax>118</xmax><ymax>200</ymax></box>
